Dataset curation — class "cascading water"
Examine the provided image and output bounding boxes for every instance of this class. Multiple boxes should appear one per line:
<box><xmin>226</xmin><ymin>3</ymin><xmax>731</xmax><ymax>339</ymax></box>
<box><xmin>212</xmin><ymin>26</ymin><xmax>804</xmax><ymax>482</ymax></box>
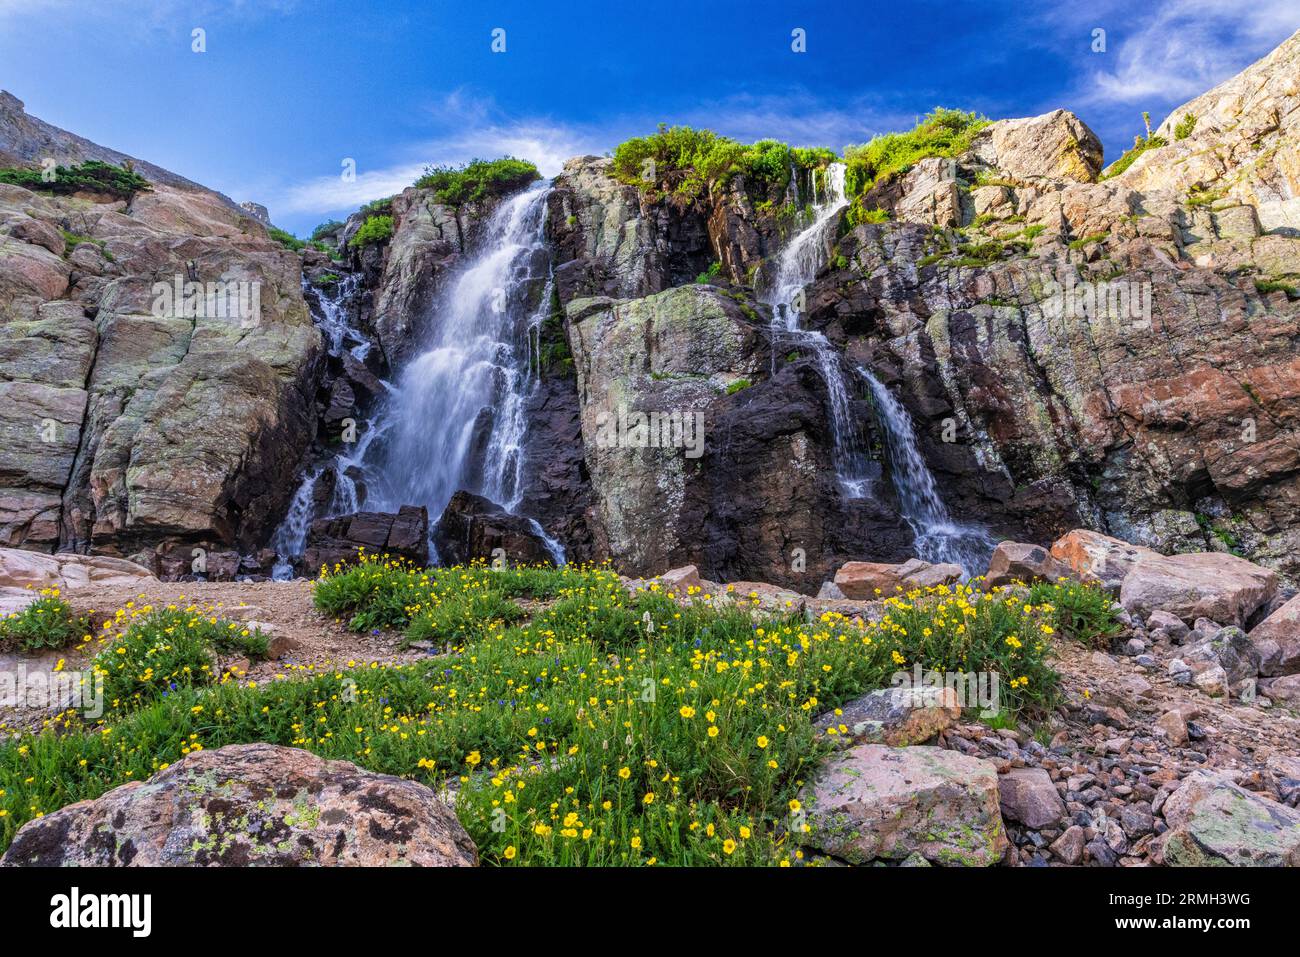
<box><xmin>760</xmin><ymin>163</ymin><xmax>871</xmax><ymax>497</ymax></box>
<box><xmin>270</xmin><ymin>273</ymin><xmax>378</xmax><ymax>579</ymax></box>
<box><xmin>859</xmin><ymin>367</ymin><xmax>995</xmax><ymax>572</ymax></box>
<box><xmin>364</xmin><ymin>184</ymin><xmax>554</xmax><ymax>526</ymax></box>
<box><xmin>272</xmin><ymin>183</ymin><xmax>566</xmax><ymax>576</ymax></box>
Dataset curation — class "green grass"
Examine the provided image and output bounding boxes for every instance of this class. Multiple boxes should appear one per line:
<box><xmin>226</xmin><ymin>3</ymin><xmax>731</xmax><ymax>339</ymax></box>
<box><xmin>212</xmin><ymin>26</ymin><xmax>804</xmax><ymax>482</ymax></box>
<box><xmin>843</xmin><ymin>108</ymin><xmax>989</xmax><ymax>195</ymax></box>
<box><xmin>1255</xmin><ymin>279</ymin><xmax>1298</xmax><ymax>297</ymax></box>
<box><xmin>90</xmin><ymin>606</ymin><xmax>271</xmax><ymax>713</ymax></box>
<box><xmin>0</xmin><ymin>160</ymin><xmax>150</xmax><ymax>201</ymax></box>
<box><xmin>0</xmin><ymin>591</ymin><xmax>86</xmax><ymax>652</ymax></box>
<box><xmin>415</xmin><ymin>157</ymin><xmax>540</xmax><ymax>206</ymax></box>
<box><xmin>347</xmin><ymin>214</ymin><xmax>394</xmax><ymax>248</ymax></box>
<box><xmin>1067</xmin><ymin>232</ymin><xmax>1109</xmax><ymax>250</ymax></box>
<box><xmin>725</xmin><ymin>378</ymin><xmax>752</xmax><ymax>395</ymax></box>
<box><xmin>1</xmin><ymin>559</ymin><xmax>1069</xmax><ymax>863</ymax></box>
<box><xmin>695</xmin><ymin>260</ymin><xmax>722</xmax><ymax>284</ymax></box>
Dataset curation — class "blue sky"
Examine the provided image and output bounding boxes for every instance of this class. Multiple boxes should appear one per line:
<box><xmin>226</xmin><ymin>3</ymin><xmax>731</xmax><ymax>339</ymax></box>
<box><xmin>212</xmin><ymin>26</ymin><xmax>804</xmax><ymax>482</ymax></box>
<box><xmin>1</xmin><ymin>0</ymin><xmax>1294</xmax><ymax>234</ymax></box>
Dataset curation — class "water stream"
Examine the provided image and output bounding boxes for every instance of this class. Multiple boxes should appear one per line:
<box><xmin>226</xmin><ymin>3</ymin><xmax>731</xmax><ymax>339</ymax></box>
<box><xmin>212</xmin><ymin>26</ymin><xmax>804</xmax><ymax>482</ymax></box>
<box><xmin>859</xmin><ymin>367</ymin><xmax>995</xmax><ymax>571</ymax></box>
<box><xmin>759</xmin><ymin>163</ymin><xmax>872</xmax><ymax>497</ymax></box>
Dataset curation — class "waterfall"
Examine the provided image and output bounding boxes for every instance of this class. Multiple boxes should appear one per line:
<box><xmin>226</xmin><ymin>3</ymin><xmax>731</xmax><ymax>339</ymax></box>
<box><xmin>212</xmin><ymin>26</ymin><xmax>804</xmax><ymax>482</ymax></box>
<box><xmin>365</xmin><ymin>184</ymin><xmax>553</xmax><ymax>522</ymax></box>
<box><xmin>859</xmin><ymin>367</ymin><xmax>995</xmax><ymax>572</ymax></box>
<box><xmin>760</xmin><ymin>162</ymin><xmax>871</xmax><ymax>497</ymax></box>
<box><xmin>270</xmin><ymin>183</ymin><xmax>564</xmax><ymax>576</ymax></box>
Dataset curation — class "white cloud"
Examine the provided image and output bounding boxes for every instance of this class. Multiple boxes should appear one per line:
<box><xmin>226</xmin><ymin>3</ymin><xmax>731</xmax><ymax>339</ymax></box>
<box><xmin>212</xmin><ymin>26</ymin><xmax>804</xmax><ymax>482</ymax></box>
<box><xmin>1073</xmin><ymin>0</ymin><xmax>1298</xmax><ymax>108</ymax></box>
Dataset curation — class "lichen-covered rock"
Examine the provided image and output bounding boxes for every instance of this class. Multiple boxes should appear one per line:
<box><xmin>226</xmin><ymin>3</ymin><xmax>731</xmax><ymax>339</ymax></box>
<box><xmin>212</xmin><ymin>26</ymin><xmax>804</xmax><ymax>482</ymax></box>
<box><xmin>1160</xmin><ymin>771</ymin><xmax>1300</xmax><ymax>866</ymax></box>
<box><xmin>0</xmin><ymin>94</ymin><xmax>320</xmax><ymax>560</ymax></box>
<box><xmin>798</xmin><ymin>744</ymin><xmax>1007</xmax><ymax>866</ymax></box>
<box><xmin>0</xmin><ymin>743</ymin><xmax>478</xmax><ymax>867</ymax></box>
<box><xmin>1049</xmin><ymin>529</ymin><xmax>1155</xmax><ymax>594</ymax></box>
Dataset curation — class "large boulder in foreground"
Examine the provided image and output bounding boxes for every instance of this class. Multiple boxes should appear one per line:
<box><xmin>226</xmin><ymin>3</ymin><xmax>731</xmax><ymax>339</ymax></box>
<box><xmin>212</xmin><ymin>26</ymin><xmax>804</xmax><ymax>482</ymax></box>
<box><xmin>302</xmin><ymin>506</ymin><xmax>428</xmax><ymax>572</ymax></box>
<box><xmin>833</xmin><ymin>558</ymin><xmax>962</xmax><ymax>599</ymax></box>
<box><xmin>1159</xmin><ymin>771</ymin><xmax>1300</xmax><ymax>867</ymax></box>
<box><xmin>0</xmin><ymin>743</ymin><xmax>478</xmax><ymax>867</ymax></box>
<box><xmin>1119</xmin><ymin>551</ymin><xmax>1278</xmax><ymax>626</ymax></box>
<box><xmin>799</xmin><ymin>744</ymin><xmax>1007</xmax><ymax>866</ymax></box>
<box><xmin>1249</xmin><ymin>593</ymin><xmax>1300</xmax><ymax>677</ymax></box>
<box><xmin>432</xmin><ymin>490</ymin><xmax>558</xmax><ymax>567</ymax></box>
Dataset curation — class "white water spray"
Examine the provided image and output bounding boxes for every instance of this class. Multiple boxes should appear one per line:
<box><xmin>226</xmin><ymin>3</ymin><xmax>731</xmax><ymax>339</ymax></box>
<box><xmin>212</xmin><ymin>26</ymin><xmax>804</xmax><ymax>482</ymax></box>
<box><xmin>859</xmin><ymin>367</ymin><xmax>995</xmax><ymax>572</ymax></box>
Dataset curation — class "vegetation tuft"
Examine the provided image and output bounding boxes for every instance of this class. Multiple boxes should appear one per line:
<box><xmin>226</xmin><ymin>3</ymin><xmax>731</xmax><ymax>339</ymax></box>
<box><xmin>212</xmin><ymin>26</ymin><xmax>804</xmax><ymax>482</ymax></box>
<box><xmin>0</xmin><ymin>160</ymin><xmax>151</xmax><ymax>201</ymax></box>
<box><xmin>415</xmin><ymin>157</ymin><xmax>540</xmax><ymax>206</ymax></box>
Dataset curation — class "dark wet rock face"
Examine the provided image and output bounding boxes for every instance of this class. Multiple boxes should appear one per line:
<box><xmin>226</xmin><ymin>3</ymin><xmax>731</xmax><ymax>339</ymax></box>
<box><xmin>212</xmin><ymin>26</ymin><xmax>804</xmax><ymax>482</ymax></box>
<box><xmin>302</xmin><ymin>506</ymin><xmax>428</xmax><ymax>572</ymax></box>
<box><xmin>432</xmin><ymin>490</ymin><xmax>557</xmax><ymax>566</ymax></box>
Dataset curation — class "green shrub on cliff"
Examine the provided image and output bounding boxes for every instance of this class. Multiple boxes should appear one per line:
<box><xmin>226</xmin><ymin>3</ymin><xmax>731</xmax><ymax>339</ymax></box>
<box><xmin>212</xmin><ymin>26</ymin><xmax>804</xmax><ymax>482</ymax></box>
<box><xmin>842</xmin><ymin>108</ymin><xmax>989</xmax><ymax>195</ymax></box>
<box><xmin>415</xmin><ymin>157</ymin><xmax>540</xmax><ymax>206</ymax></box>
<box><xmin>1101</xmin><ymin>113</ymin><xmax>1167</xmax><ymax>180</ymax></box>
<box><xmin>0</xmin><ymin>159</ymin><xmax>151</xmax><ymax>200</ymax></box>
<box><xmin>611</xmin><ymin>125</ymin><xmax>837</xmax><ymax>200</ymax></box>
<box><xmin>348</xmin><ymin>214</ymin><xmax>394</xmax><ymax>248</ymax></box>
<box><xmin>267</xmin><ymin>226</ymin><xmax>305</xmax><ymax>251</ymax></box>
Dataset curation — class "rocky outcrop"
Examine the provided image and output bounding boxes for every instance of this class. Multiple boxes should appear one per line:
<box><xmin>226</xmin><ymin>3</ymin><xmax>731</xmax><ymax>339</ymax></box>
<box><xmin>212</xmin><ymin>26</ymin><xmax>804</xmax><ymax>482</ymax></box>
<box><xmin>0</xmin><ymin>92</ymin><xmax>321</xmax><ymax>567</ymax></box>
<box><xmin>0</xmin><ymin>545</ymin><xmax>154</xmax><ymax>590</ymax></box>
<box><xmin>0</xmin><ymin>743</ymin><xmax>478</xmax><ymax>867</ymax></box>
<box><xmin>802</xmin><ymin>40</ymin><xmax>1300</xmax><ymax>583</ymax></box>
<box><xmin>1118</xmin><ymin>29</ymin><xmax>1300</xmax><ymax>230</ymax></box>
<box><xmin>566</xmin><ymin>283</ymin><xmax>910</xmax><ymax>587</ymax></box>
<box><xmin>432</xmin><ymin>490</ymin><xmax>557</xmax><ymax>566</ymax></box>
<box><xmin>302</xmin><ymin>506</ymin><xmax>428</xmax><ymax>572</ymax></box>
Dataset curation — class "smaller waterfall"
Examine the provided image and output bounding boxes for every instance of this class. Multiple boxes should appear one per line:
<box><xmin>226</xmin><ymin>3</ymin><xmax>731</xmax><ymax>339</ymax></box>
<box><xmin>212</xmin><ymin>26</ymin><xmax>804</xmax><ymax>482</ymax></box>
<box><xmin>761</xmin><ymin>162</ymin><xmax>871</xmax><ymax>497</ymax></box>
<box><xmin>271</xmin><ymin>470</ymin><xmax>320</xmax><ymax>580</ymax></box>
<box><xmin>311</xmin><ymin>272</ymin><xmax>370</xmax><ymax>361</ymax></box>
<box><xmin>269</xmin><ymin>272</ymin><xmax>376</xmax><ymax>579</ymax></box>
<box><xmin>859</xmin><ymin>368</ymin><xmax>995</xmax><ymax>573</ymax></box>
